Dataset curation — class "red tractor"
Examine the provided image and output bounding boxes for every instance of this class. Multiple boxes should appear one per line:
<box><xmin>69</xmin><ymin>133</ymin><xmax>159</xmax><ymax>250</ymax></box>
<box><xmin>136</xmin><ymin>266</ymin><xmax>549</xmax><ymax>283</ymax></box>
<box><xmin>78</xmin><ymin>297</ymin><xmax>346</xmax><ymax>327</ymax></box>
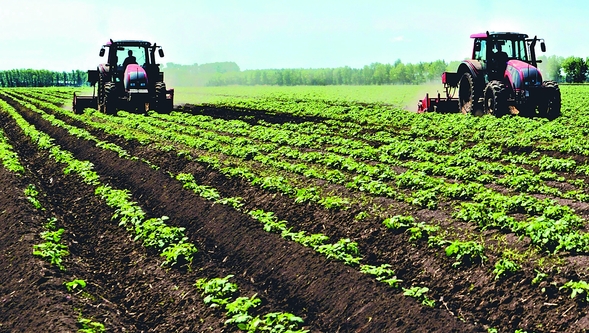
<box><xmin>418</xmin><ymin>32</ymin><xmax>561</xmax><ymax>119</ymax></box>
<box><xmin>73</xmin><ymin>39</ymin><xmax>174</xmax><ymax>114</ymax></box>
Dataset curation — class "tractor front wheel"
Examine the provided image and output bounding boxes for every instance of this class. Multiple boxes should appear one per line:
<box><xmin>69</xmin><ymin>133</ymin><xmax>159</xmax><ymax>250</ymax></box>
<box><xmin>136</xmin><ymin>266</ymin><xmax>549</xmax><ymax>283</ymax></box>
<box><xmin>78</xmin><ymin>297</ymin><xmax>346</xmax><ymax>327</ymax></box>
<box><xmin>458</xmin><ymin>72</ymin><xmax>481</xmax><ymax>115</ymax></box>
<box><xmin>538</xmin><ymin>81</ymin><xmax>561</xmax><ymax>120</ymax></box>
<box><xmin>483</xmin><ymin>80</ymin><xmax>508</xmax><ymax>117</ymax></box>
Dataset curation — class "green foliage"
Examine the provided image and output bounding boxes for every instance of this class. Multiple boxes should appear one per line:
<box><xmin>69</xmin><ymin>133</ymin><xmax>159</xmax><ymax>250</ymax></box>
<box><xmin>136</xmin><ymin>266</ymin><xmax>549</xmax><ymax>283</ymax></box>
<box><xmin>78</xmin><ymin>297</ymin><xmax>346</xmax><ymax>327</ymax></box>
<box><xmin>65</xmin><ymin>279</ymin><xmax>87</xmax><ymax>292</ymax></box>
<box><xmin>0</xmin><ymin>69</ymin><xmax>87</xmax><ymax>87</ymax></box>
<box><xmin>33</xmin><ymin>241</ymin><xmax>69</xmax><ymax>270</ymax></box>
<box><xmin>40</xmin><ymin>228</ymin><xmax>65</xmax><ymax>243</ymax></box>
<box><xmin>354</xmin><ymin>211</ymin><xmax>370</xmax><ymax>220</ymax></box>
<box><xmin>402</xmin><ymin>286</ymin><xmax>435</xmax><ymax>307</ymax></box>
<box><xmin>24</xmin><ymin>184</ymin><xmax>43</xmax><ymax>210</ymax></box>
<box><xmin>493</xmin><ymin>258</ymin><xmax>520</xmax><ymax>280</ymax></box>
<box><xmin>44</xmin><ymin>217</ymin><xmax>57</xmax><ymax>230</ymax></box>
<box><xmin>561</xmin><ymin>56</ymin><xmax>588</xmax><ymax>83</ymax></box>
<box><xmin>294</xmin><ymin>187</ymin><xmax>321</xmax><ymax>204</ymax></box>
<box><xmin>161</xmin><ymin>242</ymin><xmax>198</xmax><ymax>268</ymax></box>
<box><xmin>360</xmin><ymin>264</ymin><xmax>402</xmax><ymax>287</ymax></box>
<box><xmin>134</xmin><ymin>216</ymin><xmax>186</xmax><ymax>249</ymax></box>
<box><xmin>537</xmin><ymin>155</ymin><xmax>576</xmax><ymax>172</ymax></box>
<box><xmin>316</xmin><ymin>238</ymin><xmax>362</xmax><ymax>266</ymax></box>
<box><xmin>407</xmin><ymin>222</ymin><xmax>439</xmax><ymax>242</ymax></box>
<box><xmin>532</xmin><ymin>270</ymin><xmax>548</xmax><ymax>285</ymax></box>
<box><xmin>195</xmin><ymin>274</ymin><xmax>307</xmax><ymax>332</ymax></box>
<box><xmin>561</xmin><ymin>280</ymin><xmax>589</xmax><ymax>302</ymax></box>
<box><xmin>445</xmin><ymin>240</ymin><xmax>487</xmax><ymax>267</ymax></box>
<box><xmin>249</xmin><ymin>209</ymin><xmax>287</xmax><ymax>233</ymax></box>
<box><xmin>382</xmin><ymin>215</ymin><xmax>414</xmax><ymax>230</ymax></box>
<box><xmin>241</xmin><ymin>312</ymin><xmax>307</xmax><ymax>333</ymax></box>
<box><xmin>0</xmin><ymin>129</ymin><xmax>25</xmax><ymax>174</ymax></box>
<box><xmin>225</xmin><ymin>294</ymin><xmax>262</xmax><ymax>317</ymax></box>
<box><xmin>318</xmin><ymin>195</ymin><xmax>350</xmax><ymax>210</ymax></box>
<box><xmin>206</xmin><ymin>60</ymin><xmax>448</xmax><ymax>86</ymax></box>
<box><xmin>33</xmin><ymin>220</ymin><xmax>69</xmax><ymax>271</ymax></box>
<box><xmin>195</xmin><ymin>275</ymin><xmax>239</xmax><ymax>307</ymax></box>
<box><xmin>77</xmin><ymin>317</ymin><xmax>105</xmax><ymax>333</ymax></box>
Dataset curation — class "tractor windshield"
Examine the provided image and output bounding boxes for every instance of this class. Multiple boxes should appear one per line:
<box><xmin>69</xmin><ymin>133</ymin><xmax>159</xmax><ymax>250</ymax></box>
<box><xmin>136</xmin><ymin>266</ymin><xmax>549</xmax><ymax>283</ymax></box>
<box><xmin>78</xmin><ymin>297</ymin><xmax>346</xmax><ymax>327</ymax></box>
<box><xmin>491</xmin><ymin>39</ymin><xmax>529</xmax><ymax>62</ymax></box>
<box><xmin>115</xmin><ymin>45</ymin><xmax>148</xmax><ymax>70</ymax></box>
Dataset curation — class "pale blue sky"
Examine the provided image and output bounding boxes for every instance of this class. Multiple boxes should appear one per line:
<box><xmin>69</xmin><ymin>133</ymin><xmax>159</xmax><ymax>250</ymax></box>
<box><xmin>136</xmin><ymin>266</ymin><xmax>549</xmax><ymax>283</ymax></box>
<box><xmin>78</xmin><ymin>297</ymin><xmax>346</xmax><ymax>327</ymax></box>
<box><xmin>0</xmin><ymin>0</ymin><xmax>584</xmax><ymax>71</ymax></box>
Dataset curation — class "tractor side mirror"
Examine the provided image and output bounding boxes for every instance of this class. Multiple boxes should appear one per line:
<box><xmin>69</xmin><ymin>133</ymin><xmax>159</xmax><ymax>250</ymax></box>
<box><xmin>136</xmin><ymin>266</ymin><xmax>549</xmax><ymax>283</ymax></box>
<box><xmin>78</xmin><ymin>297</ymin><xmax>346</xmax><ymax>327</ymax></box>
<box><xmin>158</xmin><ymin>49</ymin><xmax>165</xmax><ymax>57</ymax></box>
<box><xmin>540</xmin><ymin>42</ymin><xmax>546</xmax><ymax>52</ymax></box>
<box><xmin>99</xmin><ymin>48</ymin><xmax>105</xmax><ymax>57</ymax></box>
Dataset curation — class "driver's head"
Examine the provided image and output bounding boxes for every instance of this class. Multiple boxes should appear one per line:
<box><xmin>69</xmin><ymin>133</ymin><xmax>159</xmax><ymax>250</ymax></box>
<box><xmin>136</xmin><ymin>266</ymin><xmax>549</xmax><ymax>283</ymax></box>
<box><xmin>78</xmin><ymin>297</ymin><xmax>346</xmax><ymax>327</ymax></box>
<box><xmin>128</xmin><ymin>50</ymin><xmax>133</xmax><ymax>56</ymax></box>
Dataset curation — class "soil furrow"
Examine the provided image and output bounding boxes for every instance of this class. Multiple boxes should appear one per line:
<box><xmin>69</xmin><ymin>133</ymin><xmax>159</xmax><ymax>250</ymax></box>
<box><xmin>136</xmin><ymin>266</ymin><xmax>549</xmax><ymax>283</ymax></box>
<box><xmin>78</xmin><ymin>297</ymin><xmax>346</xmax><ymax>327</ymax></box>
<box><xmin>5</xmin><ymin>95</ymin><xmax>477</xmax><ymax>332</ymax></box>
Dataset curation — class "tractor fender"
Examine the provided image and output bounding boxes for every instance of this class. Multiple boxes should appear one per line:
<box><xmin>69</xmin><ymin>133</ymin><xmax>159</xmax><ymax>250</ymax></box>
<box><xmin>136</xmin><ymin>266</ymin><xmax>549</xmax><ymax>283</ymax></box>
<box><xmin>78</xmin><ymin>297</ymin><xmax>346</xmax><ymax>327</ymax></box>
<box><xmin>457</xmin><ymin>60</ymin><xmax>483</xmax><ymax>80</ymax></box>
<box><xmin>98</xmin><ymin>63</ymin><xmax>110</xmax><ymax>77</ymax></box>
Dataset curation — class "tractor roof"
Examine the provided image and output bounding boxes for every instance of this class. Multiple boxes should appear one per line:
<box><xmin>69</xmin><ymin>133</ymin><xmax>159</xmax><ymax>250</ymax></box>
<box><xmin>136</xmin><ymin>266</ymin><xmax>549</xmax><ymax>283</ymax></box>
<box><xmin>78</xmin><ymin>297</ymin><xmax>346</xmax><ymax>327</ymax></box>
<box><xmin>470</xmin><ymin>32</ymin><xmax>529</xmax><ymax>40</ymax></box>
<box><xmin>106</xmin><ymin>40</ymin><xmax>152</xmax><ymax>47</ymax></box>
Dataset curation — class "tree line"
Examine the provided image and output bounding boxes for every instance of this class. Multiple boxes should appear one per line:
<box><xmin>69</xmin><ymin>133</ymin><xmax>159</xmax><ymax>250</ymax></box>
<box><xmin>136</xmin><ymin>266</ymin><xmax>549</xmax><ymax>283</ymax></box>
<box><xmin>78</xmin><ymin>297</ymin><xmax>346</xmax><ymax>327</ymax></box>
<box><xmin>0</xmin><ymin>69</ymin><xmax>87</xmax><ymax>87</ymax></box>
<box><xmin>203</xmin><ymin>60</ymin><xmax>452</xmax><ymax>86</ymax></box>
<box><xmin>202</xmin><ymin>56</ymin><xmax>589</xmax><ymax>86</ymax></box>
<box><xmin>1</xmin><ymin>55</ymin><xmax>588</xmax><ymax>87</ymax></box>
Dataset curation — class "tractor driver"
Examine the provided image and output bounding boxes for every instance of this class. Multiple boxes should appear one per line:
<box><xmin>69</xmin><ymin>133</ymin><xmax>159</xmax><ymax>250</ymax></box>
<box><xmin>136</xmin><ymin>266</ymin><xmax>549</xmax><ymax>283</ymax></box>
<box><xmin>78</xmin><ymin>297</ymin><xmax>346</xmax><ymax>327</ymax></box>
<box><xmin>493</xmin><ymin>43</ymin><xmax>509</xmax><ymax>62</ymax></box>
<box><xmin>122</xmin><ymin>50</ymin><xmax>137</xmax><ymax>70</ymax></box>
<box><xmin>490</xmin><ymin>42</ymin><xmax>509</xmax><ymax>77</ymax></box>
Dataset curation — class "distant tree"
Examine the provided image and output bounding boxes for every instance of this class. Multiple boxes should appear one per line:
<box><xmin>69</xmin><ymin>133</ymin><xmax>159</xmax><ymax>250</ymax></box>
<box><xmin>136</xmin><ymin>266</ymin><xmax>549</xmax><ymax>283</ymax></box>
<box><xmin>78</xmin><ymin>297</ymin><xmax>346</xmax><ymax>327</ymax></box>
<box><xmin>424</xmin><ymin>60</ymin><xmax>447</xmax><ymax>82</ymax></box>
<box><xmin>537</xmin><ymin>55</ymin><xmax>564</xmax><ymax>82</ymax></box>
<box><xmin>561</xmin><ymin>56</ymin><xmax>588</xmax><ymax>83</ymax></box>
<box><xmin>446</xmin><ymin>60</ymin><xmax>462</xmax><ymax>72</ymax></box>
<box><xmin>389</xmin><ymin>60</ymin><xmax>408</xmax><ymax>84</ymax></box>
<box><xmin>373</xmin><ymin>63</ymin><xmax>389</xmax><ymax>85</ymax></box>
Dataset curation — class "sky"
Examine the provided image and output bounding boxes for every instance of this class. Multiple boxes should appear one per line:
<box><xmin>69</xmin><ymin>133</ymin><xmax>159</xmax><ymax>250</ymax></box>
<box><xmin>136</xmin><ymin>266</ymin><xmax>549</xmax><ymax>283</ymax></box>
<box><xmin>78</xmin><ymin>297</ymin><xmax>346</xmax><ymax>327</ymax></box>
<box><xmin>0</xmin><ymin>0</ymin><xmax>585</xmax><ymax>72</ymax></box>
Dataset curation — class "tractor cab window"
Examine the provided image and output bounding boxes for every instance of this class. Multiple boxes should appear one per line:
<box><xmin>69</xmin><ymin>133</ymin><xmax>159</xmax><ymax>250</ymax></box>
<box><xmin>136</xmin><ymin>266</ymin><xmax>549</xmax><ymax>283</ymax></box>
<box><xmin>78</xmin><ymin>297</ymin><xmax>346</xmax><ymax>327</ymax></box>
<box><xmin>116</xmin><ymin>46</ymin><xmax>148</xmax><ymax>70</ymax></box>
<box><xmin>491</xmin><ymin>39</ymin><xmax>529</xmax><ymax>62</ymax></box>
<box><xmin>490</xmin><ymin>40</ymin><xmax>509</xmax><ymax>59</ymax></box>
<box><xmin>514</xmin><ymin>39</ymin><xmax>529</xmax><ymax>62</ymax></box>
<box><xmin>473</xmin><ymin>39</ymin><xmax>486</xmax><ymax>62</ymax></box>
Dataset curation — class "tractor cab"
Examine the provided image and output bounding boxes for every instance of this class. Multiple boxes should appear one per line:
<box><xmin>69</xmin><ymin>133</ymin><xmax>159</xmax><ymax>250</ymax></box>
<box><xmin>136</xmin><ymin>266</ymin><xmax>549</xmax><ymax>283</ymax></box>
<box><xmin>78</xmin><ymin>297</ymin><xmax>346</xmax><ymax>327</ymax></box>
<box><xmin>99</xmin><ymin>40</ymin><xmax>164</xmax><ymax>86</ymax></box>
<box><xmin>471</xmin><ymin>32</ymin><xmax>545</xmax><ymax>81</ymax></box>
<box><xmin>111</xmin><ymin>44</ymin><xmax>148</xmax><ymax>75</ymax></box>
<box><xmin>74</xmin><ymin>38</ymin><xmax>173</xmax><ymax>115</ymax></box>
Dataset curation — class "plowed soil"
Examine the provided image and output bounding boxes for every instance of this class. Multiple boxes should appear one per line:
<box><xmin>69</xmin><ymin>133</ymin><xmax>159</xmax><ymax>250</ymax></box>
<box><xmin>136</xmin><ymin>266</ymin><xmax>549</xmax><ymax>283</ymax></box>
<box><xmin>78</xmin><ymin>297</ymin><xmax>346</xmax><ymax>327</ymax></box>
<box><xmin>1</xmin><ymin>92</ymin><xmax>588</xmax><ymax>332</ymax></box>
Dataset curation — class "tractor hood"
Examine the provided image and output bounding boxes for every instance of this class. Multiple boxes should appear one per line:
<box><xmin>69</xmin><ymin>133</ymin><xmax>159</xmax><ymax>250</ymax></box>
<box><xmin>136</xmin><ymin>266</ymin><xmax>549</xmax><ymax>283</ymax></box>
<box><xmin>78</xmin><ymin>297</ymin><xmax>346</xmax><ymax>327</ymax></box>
<box><xmin>123</xmin><ymin>64</ymin><xmax>148</xmax><ymax>90</ymax></box>
<box><xmin>505</xmin><ymin>60</ymin><xmax>542</xmax><ymax>90</ymax></box>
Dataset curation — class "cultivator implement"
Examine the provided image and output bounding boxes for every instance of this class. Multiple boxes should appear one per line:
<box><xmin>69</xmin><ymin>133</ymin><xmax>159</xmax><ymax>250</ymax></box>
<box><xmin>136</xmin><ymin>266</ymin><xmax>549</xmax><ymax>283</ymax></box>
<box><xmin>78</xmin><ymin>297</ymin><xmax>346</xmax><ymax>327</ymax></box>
<box><xmin>417</xmin><ymin>73</ymin><xmax>460</xmax><ymax>113</ymax></box>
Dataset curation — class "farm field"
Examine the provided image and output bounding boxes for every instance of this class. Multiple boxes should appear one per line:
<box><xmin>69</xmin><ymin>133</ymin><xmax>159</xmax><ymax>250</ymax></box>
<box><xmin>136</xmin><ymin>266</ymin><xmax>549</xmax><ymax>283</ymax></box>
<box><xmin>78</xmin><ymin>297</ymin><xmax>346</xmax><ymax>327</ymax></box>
<box><xmin>172</xmin><ymin>85</ymin><xmax>435</xmax><ymax>110</ymax></box>
<box><xmin>2</xmin><ymin>85</ymin><xmax>589</xmax><ymax>332</ymax></box>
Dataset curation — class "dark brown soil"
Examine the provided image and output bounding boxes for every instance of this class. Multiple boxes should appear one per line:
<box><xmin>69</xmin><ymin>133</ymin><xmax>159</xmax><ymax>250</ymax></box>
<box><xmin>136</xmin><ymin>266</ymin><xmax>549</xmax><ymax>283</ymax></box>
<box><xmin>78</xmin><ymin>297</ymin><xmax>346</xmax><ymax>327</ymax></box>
<box><xmin>3</xmin><ymin>92</ymin><xmax>589</xmax><ymax>332</ymax></box>
<box><xmin>0</xmin><ymin>98</ymin><xmax>479</xmax><ymax>332</ymax></box>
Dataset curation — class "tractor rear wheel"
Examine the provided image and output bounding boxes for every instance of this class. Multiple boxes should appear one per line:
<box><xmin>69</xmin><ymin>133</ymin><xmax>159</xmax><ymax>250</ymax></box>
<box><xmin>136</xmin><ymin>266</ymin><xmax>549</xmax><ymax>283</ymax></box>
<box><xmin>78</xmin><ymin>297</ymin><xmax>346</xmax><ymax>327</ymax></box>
<box><xmin>538</xmin><ymin>81</ymin><xmax>561</xmax><ymax>120</ymax></box>
<box><xmin>483</xmin><ymin>80</ymin><xmax>508</xmax><ymax>117</ymax></box>
<box><xmin>103</xmin><ymin>82</ymin><xmax>117</xmax><ymax>115</ymax></box>
<box><xmin>458</xmin><ymin>72</ymin><xmax>481</xmax><ymax>115</ymax></box>
<box><xmin>154</xmin><ymin>82</ymin><xmax>170</xmax><ymax>113</ymax></box>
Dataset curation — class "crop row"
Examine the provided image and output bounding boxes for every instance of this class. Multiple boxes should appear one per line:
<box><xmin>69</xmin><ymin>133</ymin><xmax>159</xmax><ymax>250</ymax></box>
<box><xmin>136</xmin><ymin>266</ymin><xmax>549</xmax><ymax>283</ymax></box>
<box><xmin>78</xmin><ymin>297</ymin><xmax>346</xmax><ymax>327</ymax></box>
<box><xmin>0</xmin><ymin>94</ymin><xmax>312</xmax><ymax>332</ymax></box>
<box><xmin>7</xmin><ymin>87</ymin><xmax>589</xmax><ymax>332</ymax></box>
